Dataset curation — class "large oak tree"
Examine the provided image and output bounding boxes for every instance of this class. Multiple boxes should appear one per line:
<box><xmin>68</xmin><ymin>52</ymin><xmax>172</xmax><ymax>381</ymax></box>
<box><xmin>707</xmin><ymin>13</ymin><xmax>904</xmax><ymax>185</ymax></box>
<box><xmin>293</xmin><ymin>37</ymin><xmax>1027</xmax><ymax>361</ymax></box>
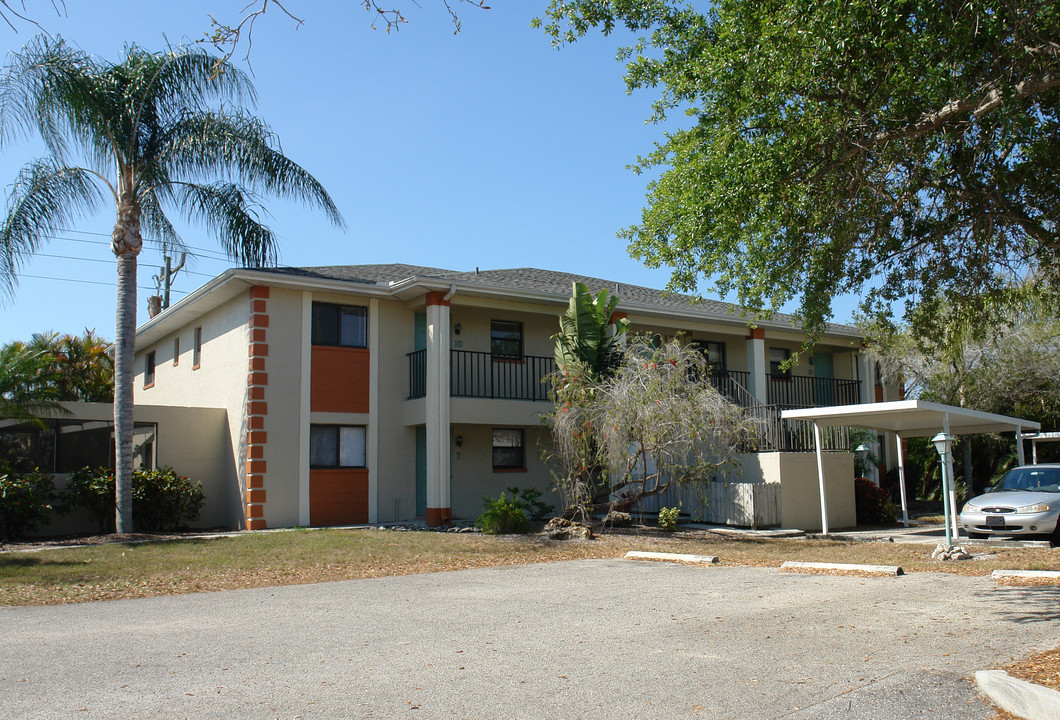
<box><xmin>538</xmin><ymin>0</ymin><xmax>1060</xmax><ymax>340</ymax></box>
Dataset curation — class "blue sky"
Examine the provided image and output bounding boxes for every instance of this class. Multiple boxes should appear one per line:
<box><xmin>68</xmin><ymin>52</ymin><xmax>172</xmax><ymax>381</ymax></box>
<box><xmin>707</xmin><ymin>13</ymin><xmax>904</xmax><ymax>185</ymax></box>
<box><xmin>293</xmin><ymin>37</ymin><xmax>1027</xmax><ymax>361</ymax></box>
<box><xmin>0</xmin><ymin>1</ymin><xmax>857</xmax><ymax>344</ymax></box>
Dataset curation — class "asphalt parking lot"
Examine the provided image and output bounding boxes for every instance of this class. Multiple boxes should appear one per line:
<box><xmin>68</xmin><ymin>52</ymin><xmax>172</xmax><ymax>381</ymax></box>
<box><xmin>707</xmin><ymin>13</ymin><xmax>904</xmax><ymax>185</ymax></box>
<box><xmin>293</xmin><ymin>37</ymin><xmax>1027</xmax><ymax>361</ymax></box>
<box><xmin>3</xmin><ymin>559</ymin><xmax>1059</xmax><ymax>719</ymax></box>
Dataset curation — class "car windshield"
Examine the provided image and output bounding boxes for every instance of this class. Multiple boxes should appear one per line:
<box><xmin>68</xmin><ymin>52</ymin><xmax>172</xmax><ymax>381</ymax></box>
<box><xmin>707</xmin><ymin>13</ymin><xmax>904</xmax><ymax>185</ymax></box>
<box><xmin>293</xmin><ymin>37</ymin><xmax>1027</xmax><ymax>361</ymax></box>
<box><xmin>990</xmin><ymin>467</ymin><xmax>1060</xmax><ymax>493</ymax></box>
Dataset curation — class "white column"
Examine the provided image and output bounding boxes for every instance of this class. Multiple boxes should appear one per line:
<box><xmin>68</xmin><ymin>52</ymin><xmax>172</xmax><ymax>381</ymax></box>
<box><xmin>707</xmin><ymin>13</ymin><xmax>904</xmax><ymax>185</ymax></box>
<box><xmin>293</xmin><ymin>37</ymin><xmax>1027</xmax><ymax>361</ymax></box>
<box><xmin>943</xmin><ymin>414</ymin><xmax>959</xmax><ymax>539</ymax></box>
<box><xmin>856</xmin><ymin>352</ymin><xmax>874</xmax><ymax>404</ymax></box>
<box><xmin>298</xmin><ymin>292</ymin><xmax>312</xmax><ymax>527</ymax></box>
<box><xmin>746</xmin><ymin>329</ymin><xmax>767</xmax><ymax>405</ymax></box>
<box><xmin>1016</xmin><ymin>428</ymin><xmax>1026</xmax><ymax>466</ymax></box>
<box><xmin>368</xmin><ymin>298</ymin><xmax>380</xmax><ymax>524</ymax></box>
<box><xmin>813</xmin><ymin>422</ymin><xmax>829</xmax><ymax>535</ymax></box>
<box><xmin>896</xmin><ymin>435</ymin><xmax>909</xmax><ymax>528</ymax></box>
<box><xmin>425</xmin><ymin>294</ymin><xmax>451</xmax><ymax>526</ymax></box>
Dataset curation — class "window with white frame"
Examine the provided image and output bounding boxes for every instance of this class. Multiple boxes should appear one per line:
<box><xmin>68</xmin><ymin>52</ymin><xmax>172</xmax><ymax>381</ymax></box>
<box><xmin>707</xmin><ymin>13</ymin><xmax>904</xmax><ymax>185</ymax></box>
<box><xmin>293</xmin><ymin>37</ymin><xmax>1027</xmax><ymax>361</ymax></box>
<box><xmin>492</xmin><ymin>428</ymin><xmax>524</xmax><ymax>470</ymax></box>
<box><xmin>312</xmin><ymin>302</ymin><xmax>368</xmax><ymax>348</ymax></box>
<box><xmin>309</xmin><ymin>425</ymin><xmax>367</xmax><ymax>468</ymax></box>
<box><xmin>769</xmin><ymin>347</ymin><xmax>790</xmax><ymax>376</ymax></box>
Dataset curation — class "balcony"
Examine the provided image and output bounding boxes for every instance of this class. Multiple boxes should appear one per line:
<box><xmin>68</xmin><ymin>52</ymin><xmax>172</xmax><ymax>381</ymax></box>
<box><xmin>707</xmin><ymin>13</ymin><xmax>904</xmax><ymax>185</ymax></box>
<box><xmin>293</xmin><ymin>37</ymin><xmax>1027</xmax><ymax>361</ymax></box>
<box><xmin>407</xmin><ymin>349</ymin><xmax>556</xmax><ymax>401</ymax></box>
<box><xmin>768</xmin><ymin>374</ymin><xmax>860</xmax><ymax>408</ymax></box>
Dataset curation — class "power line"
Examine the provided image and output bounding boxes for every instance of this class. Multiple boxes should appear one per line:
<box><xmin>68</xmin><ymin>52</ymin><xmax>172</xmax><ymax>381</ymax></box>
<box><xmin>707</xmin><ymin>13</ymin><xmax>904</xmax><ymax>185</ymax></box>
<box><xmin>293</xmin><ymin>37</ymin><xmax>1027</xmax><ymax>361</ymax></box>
<box><xmin>31</xmin><ymin>251</ymin><xmax>215</xmax><ymax>278</ymax></box>
<box><xmin>17</xmin><ymin>273</ymin><xmax>188</xmax><ymax>295</ymax></box>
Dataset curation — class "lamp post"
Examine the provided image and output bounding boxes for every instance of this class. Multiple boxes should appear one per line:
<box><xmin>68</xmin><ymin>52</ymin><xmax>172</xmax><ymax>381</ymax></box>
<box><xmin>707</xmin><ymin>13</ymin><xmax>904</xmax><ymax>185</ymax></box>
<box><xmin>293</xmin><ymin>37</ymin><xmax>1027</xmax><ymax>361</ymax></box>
<box><xmin>932</xmin><ymin>432</ymin><xmax>955</xmax><ymax>547</ymax></box>
<box><xmin>854</xmin><ymin>443</ymin><xmax>869</xmax><ymax>479</ymax></box>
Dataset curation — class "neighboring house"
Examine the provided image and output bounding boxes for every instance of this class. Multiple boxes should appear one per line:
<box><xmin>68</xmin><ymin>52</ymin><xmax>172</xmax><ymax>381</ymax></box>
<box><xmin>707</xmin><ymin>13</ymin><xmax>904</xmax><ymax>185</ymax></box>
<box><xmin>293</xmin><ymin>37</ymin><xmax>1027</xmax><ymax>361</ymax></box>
<box><xmin>131</xmin><ymin>264</ymin><xmax>884</xmax><ymax>531</ymax></box>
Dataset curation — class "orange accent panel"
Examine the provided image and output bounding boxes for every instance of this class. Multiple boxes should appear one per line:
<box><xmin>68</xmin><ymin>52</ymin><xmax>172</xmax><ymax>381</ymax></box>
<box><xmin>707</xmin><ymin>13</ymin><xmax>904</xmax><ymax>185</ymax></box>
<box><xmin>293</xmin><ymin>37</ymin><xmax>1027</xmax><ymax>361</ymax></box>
<box><xmin>310</xmin><ymin>468</ymin><xmax>369</xmax><ymax>526</ymax></box>
<box><xmin>247</xmin><ymin>445</ymin><xmax>265</xmax><ymax>459</ymax></box>
<box><xmin>246</xmin><ymin>474</ymin><xmax>264</xmax><ymax>489</ymax></box>
<box><xmin>249</xmin><ymin>357</ymin><xmax>267</xmax><ymax>372</ymax></box>
<box><xmin>747</xmin><ymin>328</ymin><xmax>765</xmax><ymax>340</ymax></box>
<box><xmin>251</xmin><ymin>298</ymin><xmax>267</xmax><ymax>314</ymax></box>
<box><xmin>248</xmin><ymin>416</ymin><xmax>265</xmax><ymax>430</ymax></box>
<box><xmin>246</xmin><ymin>518</ymin><xmax>267</xmax><ymax>530</ymax></box>
<box><xmin>249</xmin><ymin>286</ymin><xmax>270</xmax><ymax>299</ymax></box>
<box><xmin>426</xmin><ymin>507</ymin><xmax>452</xmax><ymax>527</ymax></box>
<box><xmin>247</xmin><ymin>430</ymin><xmax>267</xmax><ymax>445</ymax></box>
<box><xmin>246</xmin><ymin>504</ymin><xmax>265</xmax><ymax>519</ymax></box>
<box><xmin>248</xmin><ymin>386</ymin><xmax>265</xmax><ymax>402</ymax></box>
<box><xmin>251</xmin><ymin>328</ymin><xmax>267</xmax><ymax>343</ymax></box>
<box><xmin>247</xmin><ymin>372</ymin><xmax>268</xmax><ymax>386</ymax></box>
<box><xmin>425</xmin><ymin>291</ymin><xmax>450</xmax><ymax>307</ymax></box>
<box><xmin>246</xmin><ymin>489</ymin><xmax>266</xmax><ymax>504</ymax></box>
<box><xmin>247</xmin><ymin>401</ymin><xmax>268</xmax><ymax>416</ymax></box>
<box><xmin>611</xmin><ymin>311</ymin><xmax>627</xmax><ymax>321</ymax></box>
<box><xmin>246</xmin><ymin>459</ymin><xmax>267</xmax><ymax>474</ymax></box>
<box><xmin>249</xmin><ymin>314</ymin><xmax>270</xmax><ymax>329</ymax></box>
<box><xmin>311</xmin><ymin>346</ymin><xmax>370</xmax><ymax>413</ymax></box>
<box><xmin>248</xmin><ymin>343</ymin><xmax>269</xmax><ymax>357</ymax></box>
<box><xmin>875</xmin><ymin>385</ymin><xmax>884</xmax><ymax>402</ymax></box>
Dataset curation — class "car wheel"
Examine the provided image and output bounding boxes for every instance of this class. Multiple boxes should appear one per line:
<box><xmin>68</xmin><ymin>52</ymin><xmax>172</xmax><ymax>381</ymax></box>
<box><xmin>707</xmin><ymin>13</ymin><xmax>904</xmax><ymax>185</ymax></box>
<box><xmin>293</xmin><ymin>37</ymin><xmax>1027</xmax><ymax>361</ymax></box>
<box><xmin>1052</xmin><ymin>525</ymin><xmax>1060</xmax><ymax>548</ymax></box>
<box><xmin>967</xmin><ymin>532</ymin><xmax>988</xmax><ymax>540</ymax></box>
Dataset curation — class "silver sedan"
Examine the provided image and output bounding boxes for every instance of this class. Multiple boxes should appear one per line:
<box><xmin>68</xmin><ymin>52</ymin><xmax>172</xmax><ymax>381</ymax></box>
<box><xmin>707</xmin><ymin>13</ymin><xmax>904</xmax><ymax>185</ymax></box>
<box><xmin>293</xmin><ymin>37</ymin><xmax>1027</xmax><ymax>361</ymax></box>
<box><xmin>960</xmin><ymin>464</ymin><xmax>1060</xmax><ymax>541</ymax></box>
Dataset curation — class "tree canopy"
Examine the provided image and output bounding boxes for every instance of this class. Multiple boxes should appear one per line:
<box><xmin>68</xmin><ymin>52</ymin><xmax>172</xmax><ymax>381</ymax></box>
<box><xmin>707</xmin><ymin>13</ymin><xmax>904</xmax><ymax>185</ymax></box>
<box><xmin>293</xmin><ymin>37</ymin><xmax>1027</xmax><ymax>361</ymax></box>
<box><xmin>537</xmin><ymin>0</ymin><xmax>1060</xmax><ymax>340</ymax></box>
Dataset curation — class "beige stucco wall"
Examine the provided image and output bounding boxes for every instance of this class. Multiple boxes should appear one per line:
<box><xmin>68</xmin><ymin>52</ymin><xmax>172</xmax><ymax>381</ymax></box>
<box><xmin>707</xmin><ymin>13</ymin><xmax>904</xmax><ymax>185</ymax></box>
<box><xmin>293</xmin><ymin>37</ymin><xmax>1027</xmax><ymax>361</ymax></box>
<box><xmin>375</xmin><ymin>298</ymin><xmax>417</xmax><ymax>522</ymax></box>
<box><xmin>257</xmin><ymin>286</ymin><xmax>306</xmax><ymax>528</ymax></box>
<box><xmin>26</xmin><ymin>402</ymin><xmax>237</xmax><ymax>536</ymax></box>
<box><xmin>134</xmin><ymin>292</ymin><xmax>251</xmax><ymax>525</ymax></box>
<box><xmin>449</xmin><ymin>304</ymin><xmax>558</xmax><ymax>358</ymax></box>
<box><xmin>727</xmin><ymin>451</ymin><xmax>856</xmax><ymax>531</ymax></box>
<box><xmin>449</xmin><ymin>424</ymin><xmax>557</xmax><ymax>520</ymax></box>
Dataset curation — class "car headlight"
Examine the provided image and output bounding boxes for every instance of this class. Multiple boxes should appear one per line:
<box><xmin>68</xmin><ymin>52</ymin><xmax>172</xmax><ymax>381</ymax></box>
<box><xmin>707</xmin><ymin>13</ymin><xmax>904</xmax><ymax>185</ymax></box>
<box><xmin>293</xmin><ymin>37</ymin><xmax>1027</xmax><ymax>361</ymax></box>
<box><xmin>962</xmin><ymin>503</ymin><xmax>980</xmax><ymax>512</ymax></box>
<box><xmin>1016</xmin><ymin>503</ymin><xmax>1051</xmax><ymax>513</ymax></box>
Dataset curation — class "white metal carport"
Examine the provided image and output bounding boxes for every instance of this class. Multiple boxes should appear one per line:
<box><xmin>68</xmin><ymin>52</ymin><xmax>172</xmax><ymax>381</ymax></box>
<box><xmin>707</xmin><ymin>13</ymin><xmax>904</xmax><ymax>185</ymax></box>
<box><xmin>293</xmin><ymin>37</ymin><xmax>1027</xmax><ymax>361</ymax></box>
<box><xmin>781</xmin><ymin>400</ymin><xmax>1041</xmax><ymax>536</ymax></box>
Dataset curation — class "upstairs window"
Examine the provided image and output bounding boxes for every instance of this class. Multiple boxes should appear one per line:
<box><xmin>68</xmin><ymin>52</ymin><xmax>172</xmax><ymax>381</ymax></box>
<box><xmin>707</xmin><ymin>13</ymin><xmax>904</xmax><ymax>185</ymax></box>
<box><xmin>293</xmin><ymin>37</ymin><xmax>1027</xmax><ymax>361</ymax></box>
<box><xmin>492</xmin><ymin>428</ymin><xmax>524</xmax><ymax>470</ymax></box>
<box><xmin>491</xmin><ymin>320</ymin><xmax>522</xmax><ymax>358</ymax></box>
<box><xmin>144</xmin><ymin>351</ymin><xmax>156</xmax><ymax>388</ymax></box>
<box><xmin>193</xmin><ymin>326</ymin><xmax>202</xmax><ymax>368</ymax></box>
<box><xmin>692</xmin><ymin>340</ymin><xmax>726</xmax><ymax>372</ymax></box>
<box><xmin>313</xmin><ymin>303</ymin><xmax>368</xmax><ymax>348</ymax></box>
<box><xmin>769</xmin><ymin>347</ymin><xmax>791</xmax><ymax>376</ymax></box>
<box><xmin>309</xmin><ymin>425</ymin><xmax>366</xmax><ymax>468</ymax></box>
<box><xmin>172</xmin><ymin>337</ymin><xmax>180</xmax><ymax>366</ymax></box>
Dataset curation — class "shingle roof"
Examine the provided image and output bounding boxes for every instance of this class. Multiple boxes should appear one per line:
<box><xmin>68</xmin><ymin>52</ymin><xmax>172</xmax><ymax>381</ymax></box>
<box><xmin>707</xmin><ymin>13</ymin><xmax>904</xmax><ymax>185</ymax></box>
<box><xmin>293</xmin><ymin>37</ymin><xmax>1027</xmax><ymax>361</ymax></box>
<box><xmin>258</xmin><ymin>264</ymin><xmax>859</xmax><ymax>335</ymax></box>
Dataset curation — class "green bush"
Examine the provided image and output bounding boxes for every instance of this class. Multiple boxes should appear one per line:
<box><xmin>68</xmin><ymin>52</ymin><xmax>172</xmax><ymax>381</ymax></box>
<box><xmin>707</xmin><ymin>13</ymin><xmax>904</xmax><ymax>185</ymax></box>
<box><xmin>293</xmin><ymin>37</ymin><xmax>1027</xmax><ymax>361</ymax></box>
<box><xmin>505</xmin><ymin>486</ymin><xmax>555</xmax><ymax>521</ymax></box>
<box><xmin>133</xmin><ymin>467</ymin><xmax>205</xmax><ymax>532</ymax></box>
<box><xmin>61</xmin><ymin>466</ymin><xmax>204</xmax><ymax>533</ymax></box>
<box><xmin>60</xmin><ymin>467</ymin><xmax>116</xmax><ymax>533</ymax></box>
<box><xmin>854</xmin><ymin>477</ymin><xmax>898</xmax><ymax>526</ymax></box>
<box><xmin>476</xmin><ymin>492</ymin><xmax>530</xmax><ymax>535</ymax></box>
<box><xmin>0</xmin><ymin>468</ymin><xmax>57</xmax><ymax>540</ymax></box>
<box><xmin>658</xmin><ymin>506</ymin><xmax>680</xmax><ymax>531</ymax></box>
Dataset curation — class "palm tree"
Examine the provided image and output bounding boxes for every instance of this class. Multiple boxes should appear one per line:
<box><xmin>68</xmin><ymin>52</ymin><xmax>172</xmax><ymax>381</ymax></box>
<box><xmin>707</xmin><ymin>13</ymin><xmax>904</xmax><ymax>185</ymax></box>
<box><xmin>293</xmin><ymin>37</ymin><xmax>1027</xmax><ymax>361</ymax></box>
<box><xmin>0</xmin><ymin>36</ymin><xmax>344</xmax><ymax>532</ymax></box>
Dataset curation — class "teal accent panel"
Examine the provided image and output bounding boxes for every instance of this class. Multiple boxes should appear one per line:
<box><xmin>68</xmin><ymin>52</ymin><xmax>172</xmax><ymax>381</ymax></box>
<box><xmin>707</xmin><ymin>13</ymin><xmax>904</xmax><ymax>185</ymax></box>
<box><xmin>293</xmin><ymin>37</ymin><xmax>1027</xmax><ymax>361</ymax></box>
<box><xmin>415</xmin><ymin>426</ymin><xmax>427</xmax><ymax>516</ymax></box>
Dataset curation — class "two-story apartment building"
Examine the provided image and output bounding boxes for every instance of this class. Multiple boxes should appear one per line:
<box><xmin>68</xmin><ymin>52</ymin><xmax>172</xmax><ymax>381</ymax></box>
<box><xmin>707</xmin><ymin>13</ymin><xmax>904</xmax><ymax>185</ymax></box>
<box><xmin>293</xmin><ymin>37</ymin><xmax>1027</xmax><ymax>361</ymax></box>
<box><xmin>133</xmin><ymin>264</ymin><xmax>882</xmax><ymax>530</ymax></box>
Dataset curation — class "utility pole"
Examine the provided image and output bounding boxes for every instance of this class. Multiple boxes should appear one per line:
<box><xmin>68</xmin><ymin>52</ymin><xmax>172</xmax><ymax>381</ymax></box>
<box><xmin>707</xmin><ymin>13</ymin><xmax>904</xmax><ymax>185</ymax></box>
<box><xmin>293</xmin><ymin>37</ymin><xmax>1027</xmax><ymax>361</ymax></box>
<box><xmin>153</xmin><ymin>252</ymin><xmax>187</xmax><ymax>310</ymax></box>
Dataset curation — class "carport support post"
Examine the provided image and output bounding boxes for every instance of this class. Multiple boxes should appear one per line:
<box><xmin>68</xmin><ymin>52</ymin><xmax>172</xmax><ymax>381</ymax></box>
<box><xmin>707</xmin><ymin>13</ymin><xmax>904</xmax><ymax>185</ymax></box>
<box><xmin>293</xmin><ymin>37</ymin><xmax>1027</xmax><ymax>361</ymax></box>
<box><xmin>813</xmin><ymin>421</ymin><xmax>829</xmax><ymax>535</ymax></box>
<box><xmin>1016</xmin><ymin>428</ymin><xmax>1026</xmax><ymax>466</ymax></box>
<box><xmin>896</xmin><ymin>435</ymin><xmax>909</xmax><ymax>527</ymax></box>
<box><xmin>943</xmin><ymin>415</ymin><xmax>959</xmax><ymax>540</ymax></box>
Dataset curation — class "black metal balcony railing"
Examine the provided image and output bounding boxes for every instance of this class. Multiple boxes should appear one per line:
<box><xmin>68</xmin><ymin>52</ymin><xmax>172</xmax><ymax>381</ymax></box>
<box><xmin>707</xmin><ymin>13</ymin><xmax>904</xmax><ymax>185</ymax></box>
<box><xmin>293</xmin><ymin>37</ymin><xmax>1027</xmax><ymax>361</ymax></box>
<box><xmin>408</xmin><ymin>349</ymin><xmax>426</xmax><ymax>399</ymax></box>
<box><xmin>767</xmin><ymin>374</ymin><xmax>860</xmax><ymax>408</ymax></box>
<box><xmin>406</xmin><ymin>349</ymin><xmax>556</xmax><ymax>401</ymax></box>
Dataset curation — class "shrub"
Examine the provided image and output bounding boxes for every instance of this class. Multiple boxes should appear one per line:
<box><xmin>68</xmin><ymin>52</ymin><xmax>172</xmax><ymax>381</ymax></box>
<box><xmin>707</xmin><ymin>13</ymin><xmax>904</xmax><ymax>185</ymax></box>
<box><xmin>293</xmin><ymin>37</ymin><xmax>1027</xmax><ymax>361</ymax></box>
<box><xmin>60</xmin><ymin>467</ymin><xmax>116</xmax><ymax>533</ymax></box>
<box><xmin>60</xmin><ymin>466</ymin><xmax>204</xmax><ymax>533</ymax></box>
<box><xmin>505</xmin><ymin>486</ymin><xmax>555</xmax><ymax>521</ymax></box>
<box><xmin>0</xmin><ymin>469</ymin><xmax>57</xmax><ymax>540</ymax></box>
<box><xmin>132</xmin><ymin>467</ymin><xmax>205</xmax><ymax>532</ymax></box>
<box><xmin>476</xmin><ymin>492</ymin><xmax>530</xmax><ymax>535</ymax></box>
<box><xmin>658</xmin><ymin>506</ymin><xmax>680</xmax><ymax>531</ymax></box>
<box><xmin>854</xmin><ymin>477</ymin><xmax>898</xmax><ymax>526</ymax></box>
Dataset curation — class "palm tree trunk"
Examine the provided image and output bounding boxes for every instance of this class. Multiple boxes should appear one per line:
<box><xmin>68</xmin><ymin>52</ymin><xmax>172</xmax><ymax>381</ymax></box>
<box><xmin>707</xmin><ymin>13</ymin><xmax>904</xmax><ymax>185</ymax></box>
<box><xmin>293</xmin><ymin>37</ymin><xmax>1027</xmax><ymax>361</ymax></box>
<box><xmin>113</xmin><ymin>200</ymin><xmax>142</xmax><ymax>534</ymax></box>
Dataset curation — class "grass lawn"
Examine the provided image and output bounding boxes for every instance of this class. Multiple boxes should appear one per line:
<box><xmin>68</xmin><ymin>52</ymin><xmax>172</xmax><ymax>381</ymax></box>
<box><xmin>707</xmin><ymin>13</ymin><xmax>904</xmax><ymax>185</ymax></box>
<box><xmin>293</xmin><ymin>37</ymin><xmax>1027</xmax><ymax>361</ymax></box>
<box><xmin>2</xmin><ymin>526</ymin><xmax>1058</xmax><ymax>607</ymax></box>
